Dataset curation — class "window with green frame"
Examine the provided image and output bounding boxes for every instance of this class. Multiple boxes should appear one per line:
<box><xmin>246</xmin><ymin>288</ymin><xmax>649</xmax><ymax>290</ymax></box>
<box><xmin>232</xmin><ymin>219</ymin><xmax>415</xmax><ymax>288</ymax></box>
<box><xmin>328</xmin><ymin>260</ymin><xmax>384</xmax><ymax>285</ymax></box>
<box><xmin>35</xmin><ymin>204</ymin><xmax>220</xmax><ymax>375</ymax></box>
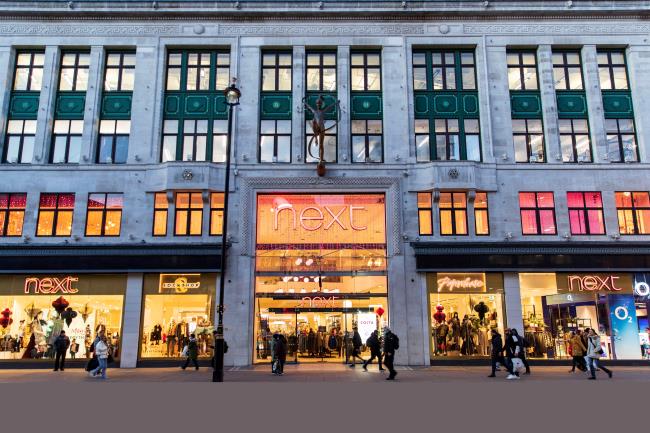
<box><xmin>553</xmin><ymin>50</ymin><xmax>592</xmax><ymax>163</ymax></box>
<box><xmin>350</xmin><ymin>51</ymin><xmax>383</xmax><ymax>163</ymax></box>
<box><xmin>161</xmin><ymin>50</ymin><xmax>230</xmax><ymax>162</ymax></box>
<box><xmin>597</xmin><ymin>49</ymin><xmax>639</xmax><ymax>163</ymax></box>
<box><xmin>259</xmin><ymin>50</ymin><xmax>293</xmax><ymax>163</ymax></box>
<box><xmin>305</xmin><ymin>50</ymin><xmax>338</xmax><ymax>163</ymax></box>
<box><xmin>413</xmin><ymin>49</ymin><xmax>481</xmax><ymax>162</ymax></box>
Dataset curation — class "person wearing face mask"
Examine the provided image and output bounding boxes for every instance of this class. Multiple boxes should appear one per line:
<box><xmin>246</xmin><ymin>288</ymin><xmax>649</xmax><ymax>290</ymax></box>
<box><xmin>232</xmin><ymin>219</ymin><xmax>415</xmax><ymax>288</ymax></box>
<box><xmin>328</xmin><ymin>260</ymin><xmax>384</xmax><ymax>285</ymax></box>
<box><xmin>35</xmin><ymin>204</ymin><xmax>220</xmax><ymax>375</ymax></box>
<box><xmin>586</xmin><ymin>328</ymin><xmax>613</xmax><ymax>380</ymax></box>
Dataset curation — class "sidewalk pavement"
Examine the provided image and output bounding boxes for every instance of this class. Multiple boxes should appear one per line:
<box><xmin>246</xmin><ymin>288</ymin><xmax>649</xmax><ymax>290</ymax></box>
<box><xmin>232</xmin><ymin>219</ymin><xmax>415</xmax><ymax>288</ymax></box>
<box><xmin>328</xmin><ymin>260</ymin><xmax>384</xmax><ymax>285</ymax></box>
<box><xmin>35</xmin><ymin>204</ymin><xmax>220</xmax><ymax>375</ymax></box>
<box><xmin>2</xmin><ymin>364</ymin><xmax>649</xmax><ymax>383</ymax></box>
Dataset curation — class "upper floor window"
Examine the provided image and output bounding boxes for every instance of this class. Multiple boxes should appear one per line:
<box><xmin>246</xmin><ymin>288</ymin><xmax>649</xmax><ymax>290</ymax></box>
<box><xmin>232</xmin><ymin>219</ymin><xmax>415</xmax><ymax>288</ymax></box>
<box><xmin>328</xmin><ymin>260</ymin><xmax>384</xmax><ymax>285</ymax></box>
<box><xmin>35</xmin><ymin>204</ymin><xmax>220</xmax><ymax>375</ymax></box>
<box><xmin>210</xmin><ymin>192</ymin><xmax>224</xmax><ymax>236</ymax></box>
<box><xmin>104</xmin><ymin>52</ymin><xmax>135</xmax><ymax>91</ymax></box>
<box><xmin>85</xmin><ymin>193</ymin><xmax>123</xmax><ymax>237</ymax></box>
<box><xmin>616</xmin><ymin>191</ymin><xmax>650</xmax><ymax>235</ymax></box>
<box><xmin>261</xmin><ymin>52</ymin><xmax>292</xmax><ymax>91</ymax></box>
<box><xmin>305</xmin><ymin>121</ymin><xmax>337</xmax><ymax>163</ymax></box>
<box><xmin>175</xmin><ymin>192</ymin><xmax>203</xmax><ymax>236</ymax></box>
<box><xmin>0</xmin><ymin>193</ymin><xmax>26</xmax><ymax>237</ymax></box>
<box><xmin>567</xmin><ymin>192</ymin><xmax>605</xmax><ymax>235</ymax></box>
<box><xmin>152</xmin><ymin>192</ymin><xmax>168</xmax><ymax>237</ymax></box>
<box><xmin>59</xmin><ymin>52</ymin><xmax>90</xmax><ymax>91</ymax></box>
<box><xmin>4</xmin><ymin>120</ymin><xmax>36</xmax><ymax>164</ymax></box>
<box><xmin>351</xmin><ymin>120</ymin><xmax>382</xmax><ymax>163</ymax></box>
<box><xmin>13</xmin><ymin>51</ymin><xmax>44</xmax><ymax>91</ymax></box>
<box><xmin>414</xmin><ymin>50</ymin><xmax>476</xmax><ymax>91</ymax></box>
<box><xmin>439</xmin><ymin>192</ymin><xmax>468</xmax><ymax>236</ymax></box>
<box><xmin>181</xmin><ymin>119</ymin><xmax>208</xmax><ymax>162</ymax></box>
<box><xmin>559</xmin><ymin>119</ymin><xmax>591</xmax><ymax>163</ymax></box>
<box><xmin>36</xmin><ymin>193</ymin><xmax>74</xmax><ymax>237</ymax></box>
<box><xmin>606</xmin><ymin>119</ymin><xmax>638</xmax><ymax>163</ymax></box>
<box><xmin>553</xmin><ymin>51</ymin><xmax>583</xmax><ymax>90</ymax></box>
<box><xmin>513</xmin><ymin>119</ymin><xmax>545</xmax><ymax>163</ymax></box>
<box><xmin>98</xmin><ymin>120</ymin><xmax>130</xmax><ymax>164</ymax></box>
<box><xmin>165</xmin><ymin>51</ymin><xmax>230</xmax><ymax>91</ymax></box>
<box><xmin>474</xmin><ymin>192</ymin><xmax>490</xmax><ymax>236</ymax></box>
<box><xmin>351</xmin><ymin>52</ymin><xmax>381</xmax><ymax>91</ymax></box>
<box><xmin>417</xmin><ymin>192</ymin><xmax>433</xmax><ymax>235</ymax></box>
<box><xmin>519</xmin><ymin>192</ymin><xmax>556</xmax><ymax>235</ymax></box>
<box><xmin>306</xmin><ymin>52</ymin><xmax>336</xmax><ymax>92</ymax></box>
<box><xmin>51</xmin><ymin>120</ymin><xmax>83</xmax><ymax>164</ymax></box>
<box><xmin>507</xmin><ymin>51</ymin><xmax>538</xmax><ymax>91</ymax></box>
<box><xmin>598</xmin><ymin>50</ymin><xmax>628</xmax><ymax>90</ymax></box>
<box><xmin>260</xmin><ymin>120</ymin><xmax>291</xmax><ymax>163</ymax></box>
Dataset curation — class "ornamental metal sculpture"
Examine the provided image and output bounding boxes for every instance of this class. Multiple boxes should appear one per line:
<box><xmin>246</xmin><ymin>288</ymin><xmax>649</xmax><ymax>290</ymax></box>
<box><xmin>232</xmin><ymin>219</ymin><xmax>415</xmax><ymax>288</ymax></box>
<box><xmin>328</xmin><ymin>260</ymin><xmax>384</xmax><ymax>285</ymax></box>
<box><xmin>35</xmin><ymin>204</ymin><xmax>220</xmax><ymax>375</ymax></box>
<box><xmin>303</xmin><ymin>95</ymin><xmax>341</xmax><ymax>176</ymax></box>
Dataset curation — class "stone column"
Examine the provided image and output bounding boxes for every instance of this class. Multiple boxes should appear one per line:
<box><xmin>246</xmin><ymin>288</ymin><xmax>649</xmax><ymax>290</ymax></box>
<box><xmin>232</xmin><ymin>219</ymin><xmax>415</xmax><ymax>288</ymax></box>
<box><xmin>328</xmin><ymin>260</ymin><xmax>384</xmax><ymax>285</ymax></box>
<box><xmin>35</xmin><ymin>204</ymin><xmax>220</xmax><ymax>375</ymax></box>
<box><xmin>626</xmin><ymin>45</ymin><xmax>650</xmax><ymax>163</ymax></box>
<box><xmin>128</xmin><ymin>45</ymin><xmax>162</xmax><ymax>164</ymax></box>
<box><xmin>337</xmin><ymin>46</ymin><xmax>351</xmax><ymax>164</ymax></box>
<box><xmin>582</xmin><ymin>45</ymin><xmax>608</xmax><ymax>163</ymax></box>
<box><xmin>485</xmin><ymin>45</ymin><xmax>514</xmax><ymax>164</ymax></box>
<box><xmin>235</xmin><ymin>45</ymin><xmax>260</xmax><ymax>164</ymax></box>
<box><xmin>81</xmin><ymin>46</ymin><xmax>104</xmax><ymax>165</ymax></box>
<box><xmin>0</xmin><ymin>46</ymin><xmax>14</xmax><ymax>154</ymax></box>
<box><xmin>119</xmin><ymin>273</ymin><xmax>144</xmax><ymax>368</ymax></box>
<box><xmin>382</xmin><ymin>44</ymin><xmax>409</xmax><ymax>164</ymax></box>
<box><xmin>33</xmin><ymin>46</ymin><xmax>59</xmax><ymax>164</ymax></box>
<box><xmin>537</xmin><ymin>45</ymin><xmax>561</xmax><ymax>162</ymax></box>
<box><xmin>475</xmin><ymin>40</ymin><xmax>495</xmax><ymax>163</ymax></box>
<box><xmin>292</xmin><ymin>46</ymin><xmax>305</xmax><ymax>163</ymax></box>
<box><xmin>503</xmin><ymin>272</ymin><xmax>524</xmax><ymax>332</ymax></box>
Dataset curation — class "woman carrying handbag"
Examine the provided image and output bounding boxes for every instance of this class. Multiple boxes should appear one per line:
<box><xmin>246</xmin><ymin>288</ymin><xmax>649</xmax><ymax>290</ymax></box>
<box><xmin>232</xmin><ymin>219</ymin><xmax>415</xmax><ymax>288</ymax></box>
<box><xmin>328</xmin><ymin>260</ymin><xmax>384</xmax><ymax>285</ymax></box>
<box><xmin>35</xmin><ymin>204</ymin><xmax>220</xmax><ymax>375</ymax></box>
<box><xmin>586</xmin><ymin>328</ymin><xmax>612</xmax><ymax>380</ymax></box>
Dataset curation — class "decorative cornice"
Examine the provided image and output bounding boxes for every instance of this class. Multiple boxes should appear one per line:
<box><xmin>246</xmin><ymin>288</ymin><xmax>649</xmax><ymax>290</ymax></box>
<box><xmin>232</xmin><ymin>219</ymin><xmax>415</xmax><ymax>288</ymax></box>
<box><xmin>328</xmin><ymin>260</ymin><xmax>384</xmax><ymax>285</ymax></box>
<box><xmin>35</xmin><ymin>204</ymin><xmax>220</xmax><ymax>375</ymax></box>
<box><xmin>218</xmin><ymin>23</ymin><xmax>425</xmax><ymax>35</ymax></box>
<box><xmin>0</xmin><ymin>23</ymin><xmax>181</xmax><ymax>35</ymax></box>
<box><xmin>463</xmin><ymin>23</ymin><xmax>650</xmax><ymax>34</ymax></box>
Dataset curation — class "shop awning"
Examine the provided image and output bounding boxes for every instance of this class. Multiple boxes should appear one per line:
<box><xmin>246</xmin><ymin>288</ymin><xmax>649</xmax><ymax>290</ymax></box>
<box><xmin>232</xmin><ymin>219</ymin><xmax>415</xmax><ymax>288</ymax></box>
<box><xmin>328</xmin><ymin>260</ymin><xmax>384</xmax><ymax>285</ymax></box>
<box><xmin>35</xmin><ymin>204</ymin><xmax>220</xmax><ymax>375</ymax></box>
<box><xmin>411</xmin><ymin>242</ymin><xmax>650</xmax><ymax>272</ymax></box>
<box><xmin>0</xmin><ymin>244</ymin><xmax>222</xmax><ymax>273</ymax></box>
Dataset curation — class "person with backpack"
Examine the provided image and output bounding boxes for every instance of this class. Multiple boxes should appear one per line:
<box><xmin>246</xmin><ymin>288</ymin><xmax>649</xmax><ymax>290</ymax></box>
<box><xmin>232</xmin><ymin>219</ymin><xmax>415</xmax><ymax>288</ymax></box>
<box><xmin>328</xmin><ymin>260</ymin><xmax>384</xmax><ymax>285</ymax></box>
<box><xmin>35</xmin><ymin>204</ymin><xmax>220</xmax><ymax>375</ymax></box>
<box><xmin>504</xmin><ymin>328</ymin><xmax>525</xmax><ymax>380</ymax></box>
<box><xmin>487</xmin><ymin>329</ymin><xmax>505</xmax><ymax>377</ymax></box>
<box><xmin>273</xmin><ymin>333</ymin><xmax>287</xmax><ymax>376</ymax></box>
<box><xmin>569</xmin><ymin>330</ymin><xmax>587</xmax><ymax>373</ymax></box>
<box><xmin>89</xmin><ymin>335</ymin><xmax>109</xmax><ymax>380</ymax></box>
<box><xmin>362</xmin><ymin>330</ymin><xmax>384</xmax><ymax>371</ymax></box>
<box><xmin>181</xmin><ymin>333</ymin><xmax>199</xmax><ymax>371</ymax></box>
<box><xmin>382</xmin><ymin>326</ymin><xmax>399</xmax><ymax>380</ymax></box>
<box><xmin>349</xmin><ymin>327</ymin><xmax>365</xmax><ymax>367</ymax></box>
<box><xmin>514</xmin><ymin>329</ymin><xmax>531</xmax><ymax>375</ymax></box>
<box><xmin>53</xmin><ymin>330</ymin><xmax>70</xmax><ymax>372</ymax></box>
<box><xmin>586</xmin><ymin>328</ymin><xmax>612</xmax><ymax>380</ymax></box>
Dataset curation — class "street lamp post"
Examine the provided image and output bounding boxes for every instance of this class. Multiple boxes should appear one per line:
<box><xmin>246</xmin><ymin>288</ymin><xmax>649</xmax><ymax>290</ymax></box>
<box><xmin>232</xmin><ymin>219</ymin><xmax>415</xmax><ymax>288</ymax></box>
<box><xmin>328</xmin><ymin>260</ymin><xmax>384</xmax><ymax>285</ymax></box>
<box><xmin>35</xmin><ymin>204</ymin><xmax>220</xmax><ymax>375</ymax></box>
<box><xmin>213</xmin><ymin>78</ymin><xmax>241</xmax><ymax>383</ymax></box>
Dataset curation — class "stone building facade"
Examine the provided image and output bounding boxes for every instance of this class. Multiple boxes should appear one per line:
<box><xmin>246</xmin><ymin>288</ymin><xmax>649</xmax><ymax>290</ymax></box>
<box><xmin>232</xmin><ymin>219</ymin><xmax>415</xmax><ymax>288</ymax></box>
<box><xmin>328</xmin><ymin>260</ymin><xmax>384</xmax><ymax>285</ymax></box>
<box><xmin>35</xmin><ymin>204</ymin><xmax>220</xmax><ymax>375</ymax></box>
<box><xmin>1</xmin><ymin>1</ymin><xmax>650</xmax><ymax>367</ymax></box>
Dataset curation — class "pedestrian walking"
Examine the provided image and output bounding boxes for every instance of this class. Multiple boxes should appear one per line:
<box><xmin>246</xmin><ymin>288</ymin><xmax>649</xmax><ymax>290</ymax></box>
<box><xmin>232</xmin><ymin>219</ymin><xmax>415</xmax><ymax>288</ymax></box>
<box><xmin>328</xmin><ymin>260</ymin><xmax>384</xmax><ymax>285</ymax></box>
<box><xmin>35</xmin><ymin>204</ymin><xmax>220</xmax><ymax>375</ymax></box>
<box><xmin>569</xmin><ymin>330</ymin><xmax>587</xmax><ymax>373</ymax></box>
<box><xmin>53</xmin><ymin>330</ymin><xmax>70</xmax><ymax>371</ymax></box>
<box><xmin>487</xmin><ymin>329</ymin><xmax>505</xmax><ymax>377</ymax></box>
<box><xmin>382</xmin><ymin>326</ymin><xmax>399</xmax><ymax>380</ymax></box>
<box><xmin>273</xmin><ymin>333</ymin><xmax>287</xmax><ymax>375</ymax></box>
<box><xmin>512</xmin><ymin>329</ymin><xmax>531</xmax><ymax>374</ymax></box>
<box><xmin>349</xmin><ymin>327</ymin><xmax>365</xmax><ymax>367</ymax></box>
<box><xmin>586</xmin><ymin>328</ymin><xmax>613</xmax><ymax>380</ymax></box>
<box><xmin>89</xmin><ymin>335</ymin><xmax>109</xmax><ymax>379</ymax></box>
<box><xmin>362</xmin><ymin>330</ymin><xmax>384</xmax><ymax>371</ymax></box>
<box><xmin>504</xmin><ymin>328</ymin><xmax>525</xmax><ymax>380</ymax></box>
<box><xmin>181</xmin><ymin>333</ymin><xmax>199</xmax><ymax>370</ymax></box>
<box><xmin>69</xmin><ymin>339</ymin><xmax>79</xmax><ymax>359</ymax></box>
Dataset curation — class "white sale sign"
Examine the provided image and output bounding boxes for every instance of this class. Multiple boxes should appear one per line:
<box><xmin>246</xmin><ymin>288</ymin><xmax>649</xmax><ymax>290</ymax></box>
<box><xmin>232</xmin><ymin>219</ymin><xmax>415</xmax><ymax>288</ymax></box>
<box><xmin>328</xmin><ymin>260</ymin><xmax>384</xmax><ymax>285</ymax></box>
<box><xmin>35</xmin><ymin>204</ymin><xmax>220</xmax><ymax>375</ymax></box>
<box><xmin>357</xmin><ymin>313</ymin><xmax>377</xmax><ymax>343</ymax></box>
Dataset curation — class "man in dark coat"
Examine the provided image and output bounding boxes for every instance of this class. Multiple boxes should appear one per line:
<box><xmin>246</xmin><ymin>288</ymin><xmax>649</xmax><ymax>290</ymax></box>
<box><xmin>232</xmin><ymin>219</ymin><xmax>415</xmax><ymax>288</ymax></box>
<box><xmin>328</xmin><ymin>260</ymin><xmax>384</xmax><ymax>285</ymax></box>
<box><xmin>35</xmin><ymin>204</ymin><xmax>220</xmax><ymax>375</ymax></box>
<box><xmin>273</xmin><ymin>333</ymin><xmax>287</xmax><ymax>375</ymax></box>
<box><xmin>362</xmin><ymin>330</ymin><xmax>384</xmax><ymax>371</ymax></box>
<box><xmin>487</xmin><ymin>329</ymin><xmax>505</xmax><ymax>377</ymax></box>
<box><xmin>53</xmin><ymin>330</ymin><xmax>70</xmax><ymax>371</ymax></box>
<box><xmin>181</xmin><ymin>333</ymin><xmax>199</xmax><ymax>370</ymax></box>
<box><xmin>349</xmin><ymin>327</ymin><xmax>365</xmax><ymax>367</ymax></box>
<box><xmin>382</xmin><ymin>327</ymin><xmax>399</xmax><ymax>380</ymax></box>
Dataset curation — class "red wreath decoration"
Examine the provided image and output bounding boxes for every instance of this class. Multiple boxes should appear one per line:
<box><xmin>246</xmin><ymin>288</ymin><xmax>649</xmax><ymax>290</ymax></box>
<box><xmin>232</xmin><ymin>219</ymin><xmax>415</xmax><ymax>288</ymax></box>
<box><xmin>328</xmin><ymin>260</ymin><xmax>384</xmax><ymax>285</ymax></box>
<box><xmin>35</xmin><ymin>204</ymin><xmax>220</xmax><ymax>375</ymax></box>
<box><xmin>375</xmin><ymin>307</ymin><xmax>385</xmax><ymax>317</ymax></box>
<box><xmin>52</xmin><ymin>296</ymin><xmax>69</xmax><ymax>315</ymax></box>
<box><xmin>0</xmin><ymin>308</ymin><xmax>13</xmax><ymax>328</ymax></box>
<box><xmin>433</xmin><ymin>304</ymin><xmax>446</xmax><ymax>324</ymax></box>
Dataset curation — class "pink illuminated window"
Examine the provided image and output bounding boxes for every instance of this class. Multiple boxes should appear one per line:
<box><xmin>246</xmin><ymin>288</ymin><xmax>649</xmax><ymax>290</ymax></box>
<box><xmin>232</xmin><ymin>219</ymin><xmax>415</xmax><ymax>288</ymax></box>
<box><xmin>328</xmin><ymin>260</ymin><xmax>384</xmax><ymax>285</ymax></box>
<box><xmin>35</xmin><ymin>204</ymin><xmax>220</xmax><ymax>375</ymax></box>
<box><xmin>519</xmin><ymin>192</ymin><xmax>556</xmax><ymax>235</ymax></box>
<box><xmin>567</xmin><ymin>192</ymin><xmax>605</xmax><ymax>235</ymax></box>
<box><xmin>0</xmin><ymin>193</ymin><xmax>27</xmax><ymax>236</ymax></box>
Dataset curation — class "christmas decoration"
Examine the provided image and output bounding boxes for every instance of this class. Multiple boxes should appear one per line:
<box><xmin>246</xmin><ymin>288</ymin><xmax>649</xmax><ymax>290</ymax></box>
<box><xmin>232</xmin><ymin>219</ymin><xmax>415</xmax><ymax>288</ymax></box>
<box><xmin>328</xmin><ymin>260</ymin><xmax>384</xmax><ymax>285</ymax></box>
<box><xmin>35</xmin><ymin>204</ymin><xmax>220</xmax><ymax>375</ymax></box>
<box><xmin>0</xmin><ymin>308</ymin><xmax>13</xmax><ymax>328</ymax></box>
<box><xmin>433</xmin><ymin>304</ymin><xmax>446</xmax><ymax>324</ymax></box>
<box><xmin>24</xmin><ymin>303</ymin><xmax>41</xmax><ymax>320</ymax></box>
<box><xmin>51</xmin><ymin>296</ymin><xmax>69</xmax><ymax>315</ymax></box>
<box><xmin>79</xmin><ymin>303</ymin><xmax>93</xmax><ymax>323</ymax></box>
<box><xmin>62</xmin><ymin>307</ymin><xmax>78</xmax><ymax>327</ymax></box>
<box><xmin>375</xmin><ymin>306</ymin><xmax>385</xmax><ymax>317</ymax></box>
<box><xmin>474</xmin><ymin>301</ymin><xmax>489</xmax><ymax>323</ymax></box>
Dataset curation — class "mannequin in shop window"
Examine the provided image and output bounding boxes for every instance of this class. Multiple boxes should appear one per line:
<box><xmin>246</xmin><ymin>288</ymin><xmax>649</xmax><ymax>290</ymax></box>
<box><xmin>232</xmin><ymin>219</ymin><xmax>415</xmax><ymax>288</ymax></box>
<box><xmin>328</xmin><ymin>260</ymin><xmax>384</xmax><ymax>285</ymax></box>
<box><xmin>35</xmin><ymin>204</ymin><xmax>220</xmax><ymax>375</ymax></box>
<box><xmin>167</xmin><ymin>320</ymin><xmax>176</xmax><ymax>356</ymax></box>
<box><xmin>447</xmin><ymin>313</ymin><xmax>460</xmax><ymax>352</ymax></box>
<box><xmin>150</xmin><ymin>324</ymin><xmax>162</xmax><ymax>345</ymax></box>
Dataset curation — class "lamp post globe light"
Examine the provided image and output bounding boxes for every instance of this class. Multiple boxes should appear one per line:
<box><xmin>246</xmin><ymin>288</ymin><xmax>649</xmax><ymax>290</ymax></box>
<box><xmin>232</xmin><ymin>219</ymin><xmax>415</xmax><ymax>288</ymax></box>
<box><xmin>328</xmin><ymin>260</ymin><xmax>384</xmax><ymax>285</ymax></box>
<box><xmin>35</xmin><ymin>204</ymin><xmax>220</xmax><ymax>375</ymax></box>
<box><xmin>213</xmin><ymin>78</ymin><xmax>240</xmax><ymax>383</ymax></box>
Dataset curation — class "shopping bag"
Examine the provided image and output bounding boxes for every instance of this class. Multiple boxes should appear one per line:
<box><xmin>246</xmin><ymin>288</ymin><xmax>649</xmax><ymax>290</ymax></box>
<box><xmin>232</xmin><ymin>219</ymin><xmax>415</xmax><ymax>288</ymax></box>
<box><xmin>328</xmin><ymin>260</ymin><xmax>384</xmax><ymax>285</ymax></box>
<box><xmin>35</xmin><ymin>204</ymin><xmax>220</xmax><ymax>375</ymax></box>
<box><xmin>511</xmin><ymin>358</ymin><xmax>526</xmax><ymax>374</ymax></box>
<box><xmin>181</xmin><ymin>345</ymin><xmax>189</xmax><ymax>357</ymax></box>
<box><xmin>85</xmin><ymin>357</ymin><xmax>98</xmax><ymax>372</ymax></box>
